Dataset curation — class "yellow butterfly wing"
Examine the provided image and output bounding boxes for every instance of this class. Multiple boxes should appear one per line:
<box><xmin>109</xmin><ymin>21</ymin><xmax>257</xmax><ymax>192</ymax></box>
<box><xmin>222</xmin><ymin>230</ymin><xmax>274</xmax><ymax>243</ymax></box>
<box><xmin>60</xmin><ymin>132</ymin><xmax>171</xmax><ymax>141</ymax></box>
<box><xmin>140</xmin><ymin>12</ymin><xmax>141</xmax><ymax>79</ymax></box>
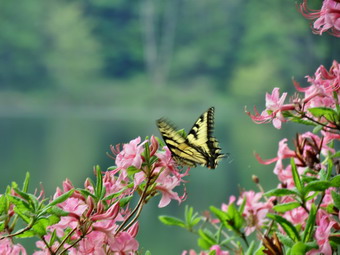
<box><xmin>186</xmin><ymin>107</ymin><xmax>224</xmax><ymax>168</ymax></box>
<box><xmin>156</xmin><ymin>107</ymin><xmax>225</xmax><ymax>169</ymax></box>
<box><xmin>156</xmin><ymin>119</ymin><xmax>207</xmax><ymax>167</ymax></box>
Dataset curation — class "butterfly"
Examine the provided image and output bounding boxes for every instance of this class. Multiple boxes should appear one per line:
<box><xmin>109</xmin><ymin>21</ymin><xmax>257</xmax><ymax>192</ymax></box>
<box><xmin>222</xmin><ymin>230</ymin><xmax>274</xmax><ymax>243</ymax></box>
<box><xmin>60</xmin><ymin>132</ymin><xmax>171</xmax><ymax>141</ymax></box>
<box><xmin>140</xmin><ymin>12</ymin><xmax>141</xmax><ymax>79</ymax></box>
<box><xmin>156</xmin><ymin>107</ymin><xmax>225</xmax><ymax>169</ymax></box>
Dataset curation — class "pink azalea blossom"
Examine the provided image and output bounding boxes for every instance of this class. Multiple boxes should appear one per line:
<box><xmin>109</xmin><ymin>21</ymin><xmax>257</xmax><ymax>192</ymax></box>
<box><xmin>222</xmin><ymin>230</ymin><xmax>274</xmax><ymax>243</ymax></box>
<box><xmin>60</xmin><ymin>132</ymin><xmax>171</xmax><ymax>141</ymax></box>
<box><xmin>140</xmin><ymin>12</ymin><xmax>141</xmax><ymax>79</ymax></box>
<box><xmin>307</xmin><ymin>212</ymin><xmax>336</xmax><ymax>255</ymax></box>
<box><xmin>237</xmin><ymin>191</ymin><xmax>273</xmax><ymax>235</ymax></box>
<box><xmin>108</xmin><ymin>232</ymin><xmax>139</xmax><ymax>254</ymax></box>
<box><xmin>0</xmin><ymin>237</ymin><xmax>27</xmax><ymax>255</ymax></box>
<box><xmin>155</xmin><ymin>174</ymin><xmax>183</xmax><ymax>207</ymax></box>
<box><xmin>114</xmin><ymin>137</ymin><xmax>146</xmax><ymax>169</ymax></box>
<box><xmin>247</xmin><ymin>88</ymin><xmax>294</xmax><ymax>129</ymax></box>
<box><xmin>182</xmin><ymin>245</ymin><xmax>230</xmax><ymax>255</ymax></box>
<box><xmin>283</xmin><ymin>206</ymin><xmax>309</xmax><ymax>226</ymax></box>
<box><xmin>294</xmin><ymin>60</ymin><xmax>340</xmax><ymax>110</ymax></box>
<box><xmin>299</xmin><ymin>0</ymin><xmax>340</xmax><ymax>37</ymax></box>
<box><xmin>69</xmin><ymin>231</ymin><xmax>107</xmax><ymax>255</ymax></box>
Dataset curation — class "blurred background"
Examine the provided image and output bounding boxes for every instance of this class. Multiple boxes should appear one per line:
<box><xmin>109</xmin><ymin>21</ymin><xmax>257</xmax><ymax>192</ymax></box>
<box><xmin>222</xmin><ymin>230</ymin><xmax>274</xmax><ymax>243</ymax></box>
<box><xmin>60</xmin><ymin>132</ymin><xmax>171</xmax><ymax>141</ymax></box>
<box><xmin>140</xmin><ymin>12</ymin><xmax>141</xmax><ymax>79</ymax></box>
<box><xmin>0</xmin><ymin>0</ymin><xmax>339</xmax><ymax>253</ymax></box>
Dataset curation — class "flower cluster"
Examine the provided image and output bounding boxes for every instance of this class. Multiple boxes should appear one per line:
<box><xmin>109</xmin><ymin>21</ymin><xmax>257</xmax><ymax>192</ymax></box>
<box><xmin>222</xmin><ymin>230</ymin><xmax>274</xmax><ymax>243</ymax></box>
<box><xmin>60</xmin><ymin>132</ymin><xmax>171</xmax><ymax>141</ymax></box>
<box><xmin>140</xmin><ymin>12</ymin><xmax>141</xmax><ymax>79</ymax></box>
<box><xmin>299</xmin><ymin>0</ymin><xmax>340</xmax><ymax>37</ymax></box>
<box><xmin>0</xmin><ymin>136</ymin><xmax>189</xmax><ymax>254</ymax></box>
<box><xmin>162</xmin><ymin>61</ymin><xmax>339</xmax><ymax>255</ymax></box>
<box><xmin>247</xmin><ymin>60</ymin><xmax>340</xmax><ymax>132</ymax></box>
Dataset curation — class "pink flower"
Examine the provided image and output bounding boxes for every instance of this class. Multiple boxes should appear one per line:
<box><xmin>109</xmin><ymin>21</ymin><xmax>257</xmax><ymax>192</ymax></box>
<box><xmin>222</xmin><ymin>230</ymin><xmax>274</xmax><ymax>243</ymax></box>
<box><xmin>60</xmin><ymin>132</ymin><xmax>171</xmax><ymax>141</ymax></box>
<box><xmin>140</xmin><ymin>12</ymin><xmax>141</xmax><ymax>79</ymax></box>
<box><xmin>0</xmin><ymin>237</ymin><xmax>27</xmax><ymax>255</ymax></box>
<box><xmin>108</xmin><ymin>232</ymin><xmax>139</xmax><ymax>254</ymax></box>
<box><xmin>283</xmin><ymin>206</ymin><xmax>309</xmax><ymax>226</ymax></box>
<box><xmin>155</xmin><ymin>174</ymin><xmax>183</xmax><ymax>207</ymax></box>
<box><xmin>247</xmin><ymin>88</ymin><xmax>294</xmax><ymax>129</ymax></box>
<box><xmin>307</xmin><ymin>212</ymin><xmax>336</xmax><ymax>255</ymax></box>
<box><xmin>295</xmin><ymin>61</ymin><xmax>340</xmax><ymax>111</ymax></box>
<box><xmin>210</xmin><ymin>245</ymin><xmax>230</xmax><ymax>255</ymax></box>
<box><xmin>237</xmin><ymin>191</ymin><xmax>273</xmax><ymax>235</ymax></box>
<box><xmin>299</xmin><ymin>0</ymin><xmax>340</xmax><ymax>37</ymax></box>
<box><xmin>70</xmin><ymin>231</ymin><xmax>107</xmax><ymax>255</ymax></box>
<box><xmin>115</xmin><ymin>137</ymin><xmax>146</xmax><ymax>169</ymax></box>
<box><xmin>182</xmin><ymin>245</ymin><xmax>230</xmax><ymax>255</ymax></box>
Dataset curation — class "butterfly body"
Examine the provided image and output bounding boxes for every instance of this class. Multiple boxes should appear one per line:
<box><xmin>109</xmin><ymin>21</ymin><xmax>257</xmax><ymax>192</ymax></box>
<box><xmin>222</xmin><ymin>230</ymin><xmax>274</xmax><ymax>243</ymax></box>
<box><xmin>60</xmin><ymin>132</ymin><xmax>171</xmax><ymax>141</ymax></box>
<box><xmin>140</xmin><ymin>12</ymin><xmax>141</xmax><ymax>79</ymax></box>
<box><xmin>156</xmin><ymin>107</ymin><xmax>224</xmax><ymax>169</ymax></box>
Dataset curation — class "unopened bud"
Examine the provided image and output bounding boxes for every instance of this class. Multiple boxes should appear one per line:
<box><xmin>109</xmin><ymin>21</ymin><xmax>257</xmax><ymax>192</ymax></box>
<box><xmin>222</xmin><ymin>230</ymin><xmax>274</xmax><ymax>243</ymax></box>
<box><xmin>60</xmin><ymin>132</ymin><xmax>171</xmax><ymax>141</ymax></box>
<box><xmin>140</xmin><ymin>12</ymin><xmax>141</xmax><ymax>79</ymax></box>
<box><xmin>252</xmin><ymin>175</ymin><xmax>260</xmax><ymax>184</ymax></box>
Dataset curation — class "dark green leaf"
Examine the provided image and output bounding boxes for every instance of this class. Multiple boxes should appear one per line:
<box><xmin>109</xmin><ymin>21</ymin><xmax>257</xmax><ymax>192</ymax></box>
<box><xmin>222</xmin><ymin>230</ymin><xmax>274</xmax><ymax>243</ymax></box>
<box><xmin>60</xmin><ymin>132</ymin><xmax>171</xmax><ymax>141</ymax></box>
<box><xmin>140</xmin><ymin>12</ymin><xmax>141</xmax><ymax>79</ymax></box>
<box><xmin>158</xmin><ymin>215</ymin><xmax>185</xmax><ymax>227</ymax></box>
<box><xmin>329</xmin><ymin>234</ymin><xmax>340</xmax><ymax>245</ymax></box>
<box><xmin>267</xmin><ymin>214</ymin><xmax>300</xmax><ymax>242</ymax></box>
<box><xmin>264</xmin><ymin>188</ymin><xmax>299</xmax><ymax>197</ymax></box>
<box><xmin>273</xmin><ymin>202</ymin><xmax>300</xmax><ymax>213</ymax></box>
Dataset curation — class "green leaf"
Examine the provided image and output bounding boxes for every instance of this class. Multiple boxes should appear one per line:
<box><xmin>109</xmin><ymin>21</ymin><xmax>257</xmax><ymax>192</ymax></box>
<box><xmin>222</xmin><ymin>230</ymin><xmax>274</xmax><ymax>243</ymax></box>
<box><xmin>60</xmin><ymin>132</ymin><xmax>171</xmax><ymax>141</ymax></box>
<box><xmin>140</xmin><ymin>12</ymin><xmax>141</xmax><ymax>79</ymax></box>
<box><xmin>331</xmin><ymin>190</ymin><xmax>340</xmax><ymax>209</ymax></box>
<box><xmin>0</xmin><ymin>195</ymin><xmax>8</xmax><ymax>214</ymax></box>
<box><xmin>184</xmin><ymin>206</ymin><xmax>201</xmax><ymax>228</ymax></box>
<box><xmin>8</xmin><ymin>196</ymin><xmax>30</xmax><ymax>216</ymax></box>
<box><xmin>16</xmin><ymin>229</ymin><xmax>36</xmax><ymax>238</ymax></box>
<box><xmin>245</xmin><ymin>241</ymin><xmax>256</xmax><ymax>255</ymax></box>
<box><xmin>158</xmin><ymin>215</ymin><xmax>185</xmax><ymax>227</ymax></box>
<box><xmin>144</xmin><ymin>251</ymin><xmax>152</xmax><ymax>255</ymax></box>
<box><xmin>47</xmin><ymin>189</ymin><xmax>74</xmax><ymax>208</ymax></box>
<box><xmin>312</xmin><ymin>125</ymin><xmax>323</xmax><ymax>133</ymax></box>
<box><xmin>0</xmin><ymin>222</ymin><xmax>5</xmax><ymax>232</ymax></box>
<box><xmin>329</xmin><ymin>234</ymin><xmax>340</xmax><ymax>245</ymax></box>
<box><xmin>198</xmin><ymin>229</ymin><xmax>216</xmax><ymax>249</ymax></box>
<box><xmin>95</xmin><ymin>165</ymin><xmax>104</xmax><ymax>199</ymax></box>
<box><xmin>32</xmin><ymin>218</ymin><xmax>50</xmax><ymax>236</ymax></box>
<box><xmin>103</xmin><ymin>188</ymin><xmax>127</xmax><ymax>201</ymax></box>
<box><xmin>119</xmin><ymin>195</ymin><xmax>133</xmax><ymax>207</ymax></box>
<box><xmin>291</xmin><ymin>159</ymin><xmax>302</xmax><ymax>193</ymax></box>
<box><xmin>304</xmin><ymin>180</ymin><xmax>331</xmax><ymax>193</ymax></box>
<box><xmin>291</xmin><ymin>242</ymin><xmax>308</xmax><ymax>255</ymax></box>
<box><xmin>22</xmin><ymin>172</ymin><xmax>30</xmax><ymax>193</ymax></box>
<box><xmin>288</xmin><ymin>115</ymin><xmax>316</xmax><ymax>126</ymax></box>
<box><xmin>127</xmin><ymin>166</ymin><xmax>140</xmax><ymax>176</ymax></box>
<box><xmin>210</xmin><ymin>204</ymin><xmax>244</xmax><ymax>232</ymax></box>
<box><xmin>308</xmin><ymin>107</ymin><xmax>338</xmax><ymax>122</ymax></box>
<box><xmin>46</xmin><ymin>206</ymin><xmax>69</xmax><ymax>217</ymax></box>
<box><xmin>267</xmin><ymin>214</ymin><xmax>300</xmax><ymax>242</ymax></box>
<box><xmin>13</xmin><ymin>187</ymin><xmax>31</xmax><ymax>202</ymax></box>
<box><xmin>330</xmin><ymin>175</ymin><xmax>340</xmax><ymax>187</ymax></box>
<box><xmin>273</xmin><ymin>202</ymin><xmax>300</xmax><ymax>213</ymax></box>
<box><xmin>277</xmin><ymin>232</ymin><xmax>295</xmax><ymax>247</ymax></box>
<box><xmin>264</xmin><ymin>188</ymin><xmax>299</xmax><ymax>197</ymax></box>
<box><xmin>302</xmin><ymin>204</ymin><xmax>316</xmax><ymax>242</ymax></box>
